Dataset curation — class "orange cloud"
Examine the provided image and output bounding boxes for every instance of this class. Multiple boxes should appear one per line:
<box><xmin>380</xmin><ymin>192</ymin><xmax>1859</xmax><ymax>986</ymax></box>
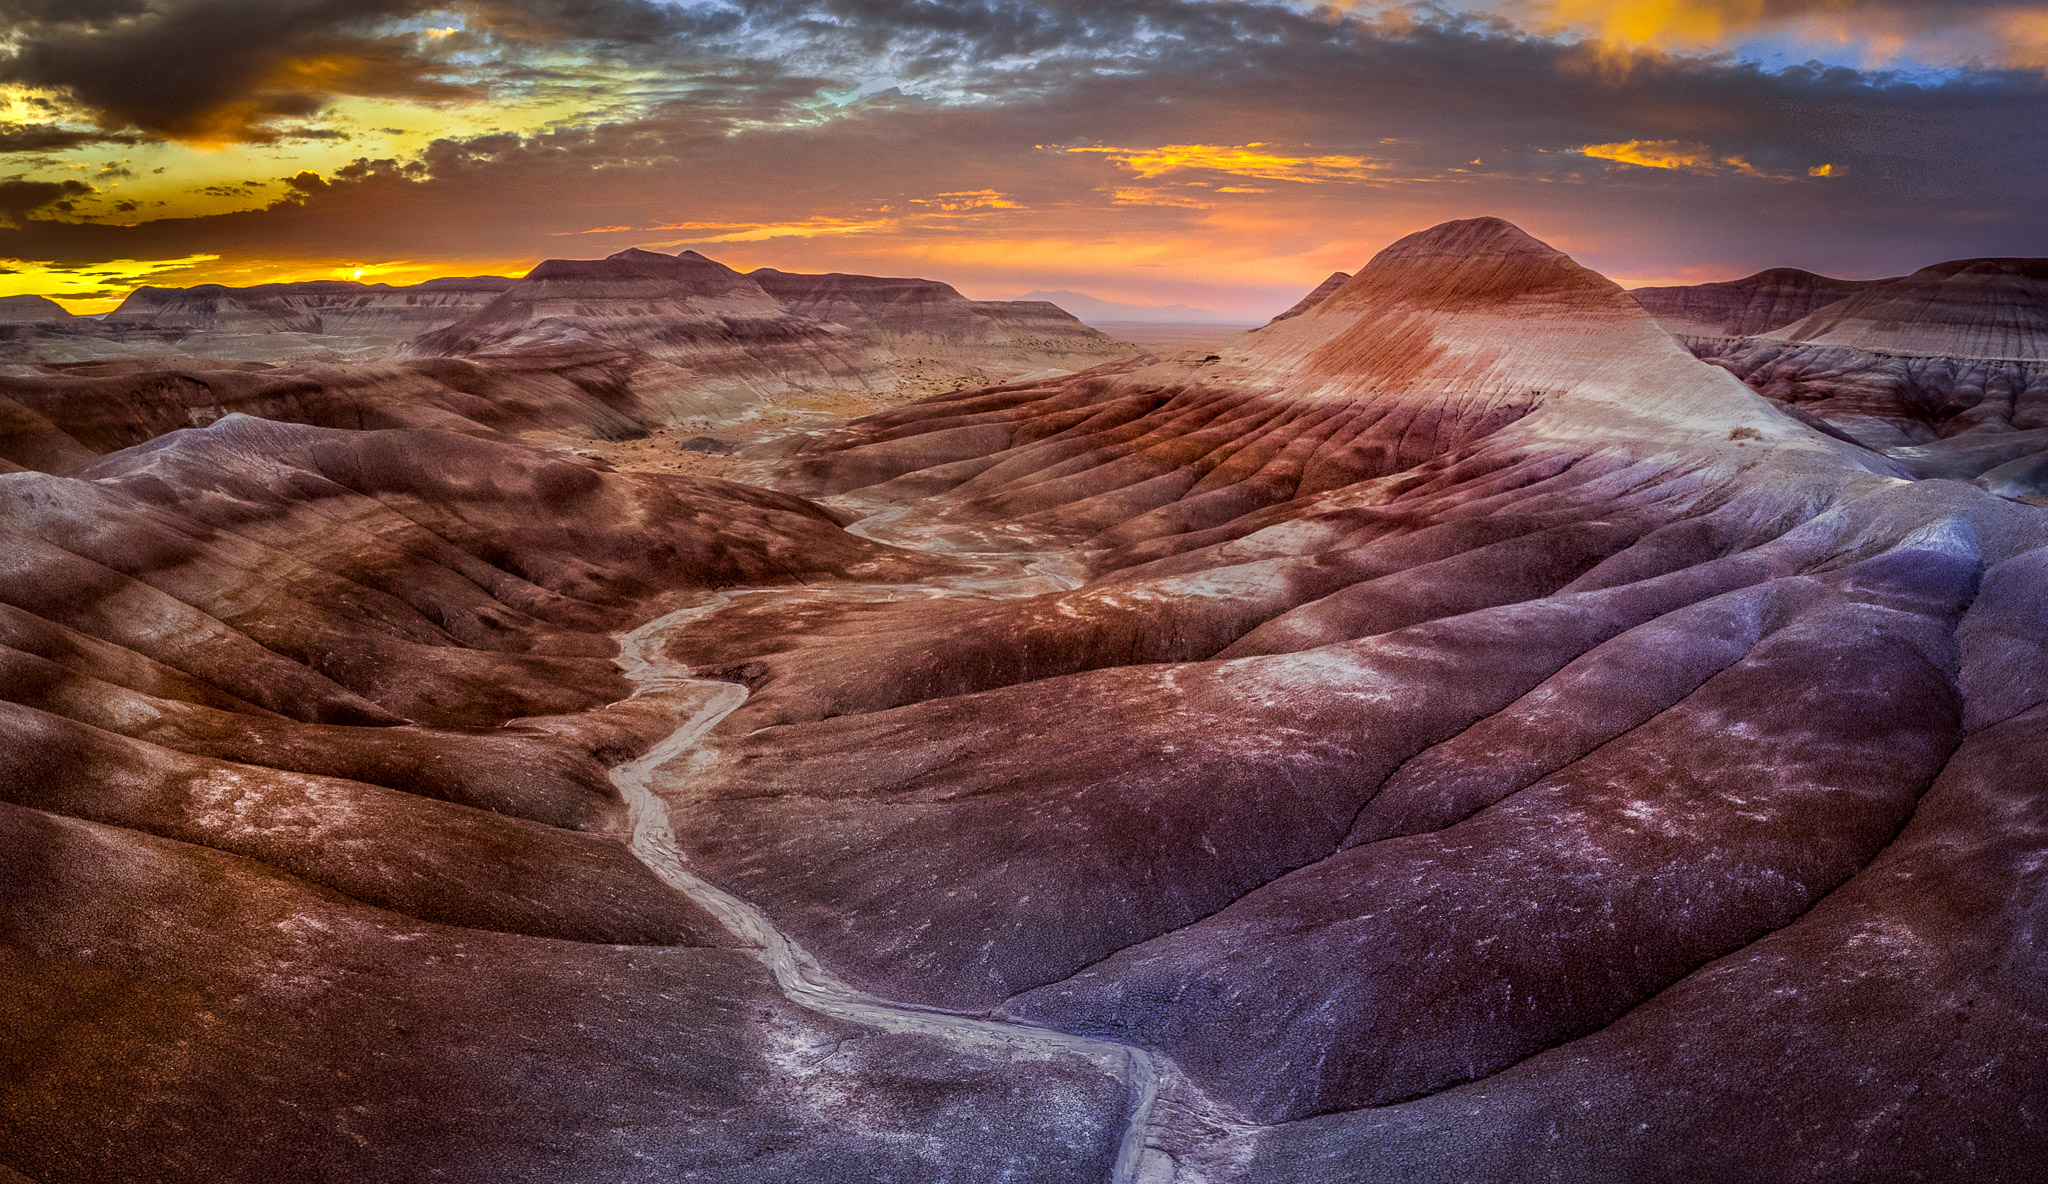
<box><xmin>1579</xmin><ymin>139</ymin><xmax>1762</xmax><ymax>174</ymax></box>
<box><xmin>648</xmin><ymin>216</ymin><xmax>894</xmax><ymax>244</ymax></box>
<box><xmin>2000</xmin><ymin>9</ymin><xmax>2048</xmax><ymax>67</ymax></box>
<box><xmin>1577</xmin><ymin>139</ymin><xmax>1835</xmax><ymax>180</ymax></box>
<box><xmin>908</xmin><ymin>190</ymin><xmax>1023</xmax><ymax>212</ymax></box>
<box><xmin>1542</xmin><ymin>0</ymin><xmax>1796</xmax><ymax>47</ymax></box>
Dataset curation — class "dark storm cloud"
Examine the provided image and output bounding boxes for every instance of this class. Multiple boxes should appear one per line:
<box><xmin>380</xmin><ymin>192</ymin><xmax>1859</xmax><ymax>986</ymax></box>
<box><xmin>0</xmin><ymin>124</ymin><xmax>148</xmax><ymax>152</ymax></box>
<box><xmin>0</xmin><ymin>0</ymin><xmax>709</xmax><ymax>141</ymax></box>
<box><xmin>0</xmin><ymin>177</ymin><xmax>92</xmax><ymax>225</ymax></box>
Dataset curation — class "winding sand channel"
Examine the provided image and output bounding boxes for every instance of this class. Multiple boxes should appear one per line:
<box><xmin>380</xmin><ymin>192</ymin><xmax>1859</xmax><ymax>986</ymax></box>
<box><xmin>610</xmin><ymin>511</ymin><xmax>1189</xmax><ymax>1184</ymax></box>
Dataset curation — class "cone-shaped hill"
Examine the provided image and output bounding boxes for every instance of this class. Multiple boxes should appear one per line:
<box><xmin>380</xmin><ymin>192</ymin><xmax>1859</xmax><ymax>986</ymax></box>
<box><xmin>1194</xmin><ymin>217</ymin><xmax>1859</xmax><ymax>458</ymax></box>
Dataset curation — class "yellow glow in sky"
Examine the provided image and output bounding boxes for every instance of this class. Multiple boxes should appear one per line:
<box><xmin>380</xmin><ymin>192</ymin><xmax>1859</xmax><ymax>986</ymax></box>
<box><xmin>0</xmin><ymin>68</ymin><xmax>619</xmax><ymax>227</ymax></box>
<box><xmin>1063</xmin><ymin>143</ymin><xmax>1383</xmax><ymax>183</ymax></box>
<box><xmin>1577</xmin><ymin>139</ymin><xmax>1844</xmax><ymax>181</ymax></box>
<box><xmin>1578</xmin><ymin>139</ymin><xmax>1762</xmax><ymax>174</ymax></box>
<box><xmin>0</xmin><ymin>256</ymin><xmax>223</xmax><ymax>313</ymax></box>
<box><xmin>1545</xmin><ymin>0</ymin><xmax>1781</xmax><ymax>47</ymax></box>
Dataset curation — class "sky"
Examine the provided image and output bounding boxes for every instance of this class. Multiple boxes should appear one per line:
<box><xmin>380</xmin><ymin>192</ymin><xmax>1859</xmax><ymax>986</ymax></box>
<box><xmin>1</xmin><ymin>1</ymin><xmax>2046</xmax><ymax>317</ymax></box>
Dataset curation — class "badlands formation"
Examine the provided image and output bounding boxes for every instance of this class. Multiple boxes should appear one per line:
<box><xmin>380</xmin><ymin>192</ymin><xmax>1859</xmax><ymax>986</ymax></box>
<box><xmin>2</xmin><ymin>219</ymin><xmax>2046</xmax><ymax>1183</ymax></box>
<box><xmin>1639</xmin><ymin>259</ymin><xmax>2048</xmax><ymax>496</ymax></box>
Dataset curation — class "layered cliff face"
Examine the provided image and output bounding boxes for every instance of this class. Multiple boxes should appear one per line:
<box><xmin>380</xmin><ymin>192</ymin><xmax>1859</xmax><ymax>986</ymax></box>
<box><xmin>5</xmin><ymin>219</ymin><xmax>2046</xmax><ymax>1184</ymax></box>
<box><xmin>1765</xmin><ymin>257</ymin><xmax>2048</xmax><ymax>359</ymax></box>
<box><xmin>107</xmin><ymin>276</ymin><xmax>515</xmax><ymax>337</ymax></box>
<box><xmin>1681</xmin><ymin>258</ymin><xmax>2048</xmax><ymax>493</ymax></box>
<box><xmin>749</xmin><ymin>267</ymin><xmax>1122</xmax><ymax>365</ymax></box>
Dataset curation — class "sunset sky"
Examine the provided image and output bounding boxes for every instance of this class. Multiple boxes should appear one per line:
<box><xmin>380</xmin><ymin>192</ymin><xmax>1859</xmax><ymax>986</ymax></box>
<box><xmin>2</xmin><ymin>0</ymin><xmax>2046</xmax><ymax>316</ymax></box>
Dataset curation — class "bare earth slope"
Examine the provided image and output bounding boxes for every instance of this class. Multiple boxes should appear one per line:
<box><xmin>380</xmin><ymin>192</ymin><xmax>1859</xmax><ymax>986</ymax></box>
<box><xmin>3</xmin><ymin>218</ymin><xmax>2045</xmax><ymax>1182</ymax></box>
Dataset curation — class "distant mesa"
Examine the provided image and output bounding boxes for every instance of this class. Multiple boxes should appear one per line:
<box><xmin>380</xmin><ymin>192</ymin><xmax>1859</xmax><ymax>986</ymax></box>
<box><xmin>0</xmin><ymin>293</ymin><xmax>72</xmax><ymax>323</ymax></box>
<box><xmin>407</xmin><ymin>247</ymin><xmax>1134</xmax><ymax>420</ymax></box>
<box><xmin>0</xmin><ymin>274</ymin><xmax>526</xmax><ymax>365</ymax></box>
<box><xmin>103</xmin><ymin>275</ymin><xmax>516</xmax><ymax>335</ymax></box>
<box><xmin>0</xmin><ymin>250</ymin><xmax>1136</xmax><ymax>423</ymax></box>
<box><xmin>1630</xmin><ymin>267</ymin><xmax>1887</xmax><ymax>339</ymax></box>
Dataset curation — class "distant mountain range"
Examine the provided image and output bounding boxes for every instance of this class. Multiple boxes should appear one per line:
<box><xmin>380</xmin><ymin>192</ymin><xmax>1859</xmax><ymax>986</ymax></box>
<box><xmin>1016</xmin><ymin>289</ymin><xmax>1248</xmax><ymax>324</ymax></box>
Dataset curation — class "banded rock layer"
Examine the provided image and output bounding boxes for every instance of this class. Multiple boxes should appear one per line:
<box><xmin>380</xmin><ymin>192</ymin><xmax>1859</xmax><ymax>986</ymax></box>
<box><xmin>0</xmin><ymin>278</ymin><xmax>513</xmax><ymax>367</ymax></box>
<box><xmin>105</xmin><ymin>276</ymin><xmax>517</xmax><ymax>340</ymax></box>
